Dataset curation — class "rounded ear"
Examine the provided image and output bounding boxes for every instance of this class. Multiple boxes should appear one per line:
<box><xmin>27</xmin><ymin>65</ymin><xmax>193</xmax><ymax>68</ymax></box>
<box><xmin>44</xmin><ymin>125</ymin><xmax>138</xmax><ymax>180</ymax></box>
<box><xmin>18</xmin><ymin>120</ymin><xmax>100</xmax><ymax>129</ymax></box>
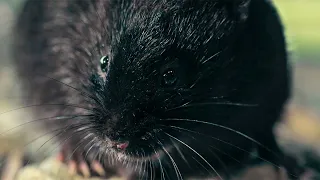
<box><xmin>225</xmin><ymin>0</ymin><xmax>251</xmax><ymax>23</ymax></box>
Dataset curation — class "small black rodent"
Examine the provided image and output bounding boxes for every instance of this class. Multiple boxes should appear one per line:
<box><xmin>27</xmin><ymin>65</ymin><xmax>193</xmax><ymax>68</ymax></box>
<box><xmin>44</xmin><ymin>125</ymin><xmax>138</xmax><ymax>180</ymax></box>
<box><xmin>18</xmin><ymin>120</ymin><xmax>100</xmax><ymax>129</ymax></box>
<box><xmin>12</xmin><ymin>0</ymin><xmax>301</xmax><ymax>179</ymax></box>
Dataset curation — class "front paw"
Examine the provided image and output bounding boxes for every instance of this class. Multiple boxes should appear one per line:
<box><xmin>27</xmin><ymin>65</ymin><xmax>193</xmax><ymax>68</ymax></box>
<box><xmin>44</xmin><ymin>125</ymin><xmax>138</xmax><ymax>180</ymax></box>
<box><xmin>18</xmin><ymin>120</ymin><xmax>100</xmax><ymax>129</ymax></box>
<box><xmin>56</xmin><ymin>144</ymin><xmax>111</xmax><ymax>178</ymax></box>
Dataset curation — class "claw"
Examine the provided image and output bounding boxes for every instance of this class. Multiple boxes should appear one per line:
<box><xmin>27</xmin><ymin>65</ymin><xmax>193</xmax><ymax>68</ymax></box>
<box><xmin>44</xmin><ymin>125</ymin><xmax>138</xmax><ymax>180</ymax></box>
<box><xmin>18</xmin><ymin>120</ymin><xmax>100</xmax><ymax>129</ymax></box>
<box><xmin>56</xmin><ymin>152</ymin><xmax>64</xmax><ymax>162</ymax></box>
<box><xmin>79</xmin><ymin>161</ymin><xmax>91</xmax><ymax>178</ymax></box>
<box><xmin>92</xmin><ymin>160</ymin><xmax>106</xmax><ymax>176</ymax></box>
<box><xmin>68</xmin><ymin>160</ymin><xmax>77</xmax><ymax>175</ymax></box>
<box><xmin>58</xmin><ymin>145</ymin><xmax>112</xmax><ymax>178</ymax></box>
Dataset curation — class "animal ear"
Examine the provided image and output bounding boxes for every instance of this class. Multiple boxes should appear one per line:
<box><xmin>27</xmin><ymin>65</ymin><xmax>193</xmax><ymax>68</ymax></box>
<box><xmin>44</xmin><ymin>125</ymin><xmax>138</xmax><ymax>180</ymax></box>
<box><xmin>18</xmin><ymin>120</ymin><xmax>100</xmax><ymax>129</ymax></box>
<box><xmin>225</xmin><ymin>0</ymin><xmax>251</xmax><ymax>23</ymax></box>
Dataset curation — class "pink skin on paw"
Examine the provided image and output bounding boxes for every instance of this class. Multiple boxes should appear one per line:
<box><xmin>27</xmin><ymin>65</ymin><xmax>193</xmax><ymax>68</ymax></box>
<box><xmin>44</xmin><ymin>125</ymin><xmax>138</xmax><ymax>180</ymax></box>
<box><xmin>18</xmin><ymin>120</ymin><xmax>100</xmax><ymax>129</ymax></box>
<box><xmin>57</xmin><ymin>148</ymin><xmax>109</xmax><ymax>178</ymax></box>
<box><xmin>79</xmin><ymin>161</ymin><xmax>91</xmax><ymax>178</ymax></box>
<box><xmin>91</xmin><ymin>161</ymin><xmax>106</xmax><ymax>176</ymax></box>
<box><xmin>68</xmin><ymin>161</ymin><xmax>77</xmax><ymax>175</ymax></box>
<box><xmin>56</xmin><ymin>152</ymin><xmax>64</xmax><ymax>162</ymax></box>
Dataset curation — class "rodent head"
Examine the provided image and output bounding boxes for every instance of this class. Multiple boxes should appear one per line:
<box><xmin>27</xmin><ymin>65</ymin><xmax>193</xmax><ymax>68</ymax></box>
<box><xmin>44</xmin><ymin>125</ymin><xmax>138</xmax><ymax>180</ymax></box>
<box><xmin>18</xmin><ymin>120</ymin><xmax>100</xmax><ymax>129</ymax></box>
<box><xmin>82</xmin><ymin>0</ymin><xmax>252</xmax><ymax>160</ymax></box>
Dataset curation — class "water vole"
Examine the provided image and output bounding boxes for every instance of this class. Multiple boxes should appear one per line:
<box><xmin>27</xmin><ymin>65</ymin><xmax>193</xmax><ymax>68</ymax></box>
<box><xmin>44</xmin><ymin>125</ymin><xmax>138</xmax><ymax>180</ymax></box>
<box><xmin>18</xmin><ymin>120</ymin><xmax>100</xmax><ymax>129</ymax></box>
<box><xmin>12</xmin><ymin>0</ymin><xmax>302</xmax><ymax>179</ymax></box>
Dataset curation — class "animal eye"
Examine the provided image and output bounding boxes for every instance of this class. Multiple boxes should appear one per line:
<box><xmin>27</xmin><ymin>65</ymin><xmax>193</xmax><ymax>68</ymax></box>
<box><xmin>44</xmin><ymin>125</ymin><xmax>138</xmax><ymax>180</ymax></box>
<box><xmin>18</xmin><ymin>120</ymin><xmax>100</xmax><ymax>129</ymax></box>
<box><xmin>162</xmin><ymin>69</ymin><xmax>177</xmax><ymax>86</ymax></box>
<box><xmin>100</xmin><ymin>55</ymin><xmax>109</xmax><ymax>72</ymax></box>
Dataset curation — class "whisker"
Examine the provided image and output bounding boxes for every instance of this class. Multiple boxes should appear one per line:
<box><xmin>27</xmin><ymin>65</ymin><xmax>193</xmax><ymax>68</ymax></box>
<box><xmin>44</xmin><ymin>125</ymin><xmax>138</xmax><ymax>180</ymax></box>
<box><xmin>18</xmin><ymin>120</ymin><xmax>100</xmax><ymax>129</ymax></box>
<box><xmin>24</xmin><ymin>122</ymin><xmax>93</xmax><ymax>167</ymax></box>
<box><xmin>137</xmin><ymin>148</ymin><xmax>144</xmax><ymax>179</ymax></box>
<box><xmin>186</xmin><ymin>101</ymin><xmax>257</xmax><ymax>107</ymax></box>
<box><xmin>161</xmin><ymin>118</ymin><xmax>279</xmax><ymax>160</ymax></box>
<box><xmin>141</xmin><ymin>151</ymin><xmax>147</xmax><ymax>179</ymax></box>
<box><xmin>56</xmin><ymin>131</ymin><xmax>93</xmax><ymax>177</ymax></box>
<box><xmin>0</xmin><ymin>121</ymin><xmax>92</xmax><ymax>168</ymax></box>
<box><xmin>167</xmin><ymin>125</ymin><xmax>279</xmax><ymax>169</ymax></box>
<box><xmin>83</xmin><ymin>137</ymin><xmax>98</xmax><ymax>161</ymax></box>
<box><xmin>152</xmin><ymin>146</ymin><xmax>165</xmax><ymax>180</ymax></box>
<box><xmin>0</xmin><ymin>66</ymin><xmax>92</xmax><ymax>102</ymax></box>
<box><xmin>170</xmin><ymin>139</ymin><xmax>190</xmax><ymax>168</ymax></box>
<box><xmin>70</xmin><ymin>134</ymin><xmax>95</xmax><ymax>160</ymax></box>
<box><xmin>152</xmin><ymin>159</ymin><xmax>156</xmax><ymax>180</ymax></box>
<box><xmin>208</xmin><ymin>148</ymin><xmax>231</xmax><ymax>179</ymax></box>
<box><xmin>155</xmin><ymin>136</ymin><xmax>183</xmax><ymax>180</ymax></box>
<box><xmin>161</xmin><ymin>144</ymin><xmax>183</xmax><ymax>180</ymax></box>
<box><xmin>189</xmin><ymin>76</ymin><xmax>202</xmax><ymax>89</ymax></box>
<box><xmin>0</xmin><ymin>114</ymin><xmax>91</xmax><ymax>137</ymax></box>
<box><xmin>133</xmin><ymin>151</ymin><xmax>140</xmax><ymax>172</ymax></box>
<box><xmin>45</xmin><ymin>126</ymin><xmax>95</xmax><ymax>164</ymax></box>
<box><xmin>191</xmin><ymin>156</ymin><xmax>210</xmax><ymax>174</ymax></box>
<box><xmin>201</xmin><ymin>51</ymin><xmax>222</xmax><ymax>65</ymax></box>
<box><xmin>165</xmin><ymin>101</ymin><xmax>257</xmax><ymax>112</ymax></box>
<box><xmin>41</xmin><ymin>75</ymin><xmax>91</xmax><ymax>99</ymax></box>
<box><xmin>0</xmin><ymin>104</ymin><xmax>91</xmax><ymax>116</ymax></box>
<box><xmin>147</xmin><ymin>159</ymin><xmax>151</xmax><ymax>179</ymax></box>
<box><xmin>164</xmin><ymin>100</ymin><xmax>193</xmax><ymax>112</ymax></box>
<box><xmin>165</xmin><ymin>132</ymin><xmax>223</xmax><ymax>179</ymax></box>
<box><xmin>209</xmin><ymin>145</ymin><xmax>241</xmax><ymax>164</ymax></box>
<box><xmin>91</xmin><ymin>141</ymin><xmax>104</xmax><ymax>167</ymax></box>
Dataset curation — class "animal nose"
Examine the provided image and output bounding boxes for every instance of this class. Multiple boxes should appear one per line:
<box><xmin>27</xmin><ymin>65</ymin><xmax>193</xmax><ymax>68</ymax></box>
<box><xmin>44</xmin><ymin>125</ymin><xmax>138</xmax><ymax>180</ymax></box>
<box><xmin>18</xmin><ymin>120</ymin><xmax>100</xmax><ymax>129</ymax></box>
<box><xmin>116</xmin><ymin>141</ymin><xmax>129</xmax><ymax>150</ymax></box>
<box><xmin>111</xmin><ymin>141</ymin><xmax>129</xmax><ymax>150</ymax></box>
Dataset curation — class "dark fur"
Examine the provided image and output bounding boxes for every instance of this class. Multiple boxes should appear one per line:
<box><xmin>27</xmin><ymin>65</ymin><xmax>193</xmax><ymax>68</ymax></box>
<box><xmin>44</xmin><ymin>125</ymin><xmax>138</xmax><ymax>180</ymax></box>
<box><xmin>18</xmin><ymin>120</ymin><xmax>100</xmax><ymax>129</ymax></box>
<box><xmin>12</xmin><ymin>0</ymin><xmax>298</xmax><ymax>179</ymax></box>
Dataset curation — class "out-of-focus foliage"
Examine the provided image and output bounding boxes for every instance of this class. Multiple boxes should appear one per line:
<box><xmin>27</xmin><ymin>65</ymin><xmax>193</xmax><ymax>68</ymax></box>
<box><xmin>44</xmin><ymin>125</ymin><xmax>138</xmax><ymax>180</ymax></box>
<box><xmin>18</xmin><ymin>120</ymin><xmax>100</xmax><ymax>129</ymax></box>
<box><xmin>274</xmin><ymin>0</ymin><xmax>320</xmax><ymax>63</ymax></box>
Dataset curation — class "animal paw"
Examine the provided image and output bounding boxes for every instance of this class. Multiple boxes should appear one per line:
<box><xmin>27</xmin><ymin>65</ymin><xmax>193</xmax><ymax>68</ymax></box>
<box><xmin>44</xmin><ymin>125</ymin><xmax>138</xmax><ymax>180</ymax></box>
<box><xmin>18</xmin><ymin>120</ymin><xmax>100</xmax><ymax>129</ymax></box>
<box><xmin>56</xmin><ymin>145</ymin><xmax>107</xmax><ymax>178</ymax></box>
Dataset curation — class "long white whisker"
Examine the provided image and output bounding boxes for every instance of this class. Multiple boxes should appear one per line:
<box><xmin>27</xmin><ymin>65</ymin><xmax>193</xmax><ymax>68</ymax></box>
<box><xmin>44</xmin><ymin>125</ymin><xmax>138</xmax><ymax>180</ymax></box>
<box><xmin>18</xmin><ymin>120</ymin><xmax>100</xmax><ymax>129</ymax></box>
<box><xmin>134</xmin><ymin>151</ymin><xmax>140</xmax><ymax>172</ymax></box>
<box><xmin>168</xmin><ymin>125</ymin><xmax>279</xmax><ymax>168</ymax></box>
<box><xmin>22</xmin><ymin>124</ymin><xmax>84</xmax><ymax>166</ymax></box>
<box><xmin>208</xmin><ymin>148</ymin><xmax>231</xmax><ymax>179</ymax></box>
<box><xmin>0</xmin><ymin>115</ymin><xmax>88</xmax><ymax>137</ymax></box>
<box><xmin>84</xmin><ymin>137</ymin><xmax>98</xmax><ymax>160</ymax></box>
<box><xmin>138</xmin><ymin>148</ymin><xmax>144</xmax><ymax>179</ymax></box>
<box><xmin>148</xmin><ymin>159</ymin><xmax>153</xmax><ymax>180</ymax></box>
<box><xmin>151</xmin><ymin>159</ymin><xmax>156</xmax><ymax>180</ymax></box>
<box><xmin>165</xmin><ymin>102</ymin><xmax>257</xmax><ymax>112</ymax></box>
<box><xmin>156</xmin><ymin>137</ymin><xmax>183</xmax><ymax>180</ymax></box>
<box><xmin>141</xmin><ymin>151</ymin><xmax>147</xmax><ymax>179</ymax></box>
<box><xmin>56</xmin><ymin>131</ymin><xmax>92</xmax><ymax>177</ymax></box>
<box><xmin>152</xmin><ymin>146</ymin><xmax>165</xmax><ymax>180</ymax></box>
<box><xmin>209</xmin><ymin>145</ymin><xmax>241</xmax><ymax>164</ymax></box>
<box><xmin>191</xmin><ymin>156</ymin><xmax>210</xmax><ymax>174</ymax></box>
<box><xmin>170</xmin><ymin>139</ymin><xmax>190</xmax><ymax>167</ymax></box>
<box><xmin>161</xmin><ymin>145</ymin><xmax>183</xmax><ymax>180</ymax></box>
<box><xmin>161</xmin><ymin>118</ymin><xmax>277</xmax><ymax>158</ymax></box>
<box><xmin>165</xmin><ymin>132</ymin><xmax>223</xmax><ymax>180</ymax></box>
<box><xmin>0</xmin><ymin>104</ymin><xmax>90</xmax><ymax>116</ymax></box>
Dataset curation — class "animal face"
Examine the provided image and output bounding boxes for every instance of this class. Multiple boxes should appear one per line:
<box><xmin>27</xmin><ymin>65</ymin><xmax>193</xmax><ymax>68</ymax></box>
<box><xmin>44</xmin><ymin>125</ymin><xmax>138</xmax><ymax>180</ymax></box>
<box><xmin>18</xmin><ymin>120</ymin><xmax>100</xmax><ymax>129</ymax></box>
<box><xmin>85</xmin><ymin>0</ymin><xmax>250</xmax><ymax>158</ymax></box>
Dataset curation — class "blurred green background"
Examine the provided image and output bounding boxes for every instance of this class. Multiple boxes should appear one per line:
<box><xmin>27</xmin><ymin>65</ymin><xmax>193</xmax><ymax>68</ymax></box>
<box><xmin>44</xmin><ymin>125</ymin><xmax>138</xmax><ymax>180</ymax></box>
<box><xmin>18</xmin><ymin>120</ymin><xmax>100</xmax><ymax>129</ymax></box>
<box><xmin>272</xmin><ymin>0</ymin><xmax>320</xmax><ymax>115</ymax></box>
<box><xmin>275</xmin><ymin>0</ymin><xmax>320</xmax><ymax>62</ymax></box>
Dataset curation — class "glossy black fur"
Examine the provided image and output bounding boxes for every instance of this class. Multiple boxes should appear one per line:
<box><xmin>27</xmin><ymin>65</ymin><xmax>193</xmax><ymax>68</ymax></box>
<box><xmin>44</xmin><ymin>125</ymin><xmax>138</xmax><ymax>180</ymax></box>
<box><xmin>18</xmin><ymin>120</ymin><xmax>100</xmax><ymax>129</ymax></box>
<box><xmin>12</xmin><ymin>0</ymin><xmax>297</xmax><ymax>179</ymax></box>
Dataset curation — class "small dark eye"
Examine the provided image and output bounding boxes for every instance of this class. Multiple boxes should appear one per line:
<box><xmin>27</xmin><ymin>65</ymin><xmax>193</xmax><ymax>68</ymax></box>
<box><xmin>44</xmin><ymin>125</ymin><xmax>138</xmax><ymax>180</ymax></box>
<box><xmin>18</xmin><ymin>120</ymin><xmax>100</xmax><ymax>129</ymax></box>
<box><xmin>100</xmin><ymin>55</ymin><xmax>109</xmax><ymax>72</ymax></box>
<box><xmin>162</xmin><ymin>69</ymin><xmax>177</xmax><ymax>86</ymax></box>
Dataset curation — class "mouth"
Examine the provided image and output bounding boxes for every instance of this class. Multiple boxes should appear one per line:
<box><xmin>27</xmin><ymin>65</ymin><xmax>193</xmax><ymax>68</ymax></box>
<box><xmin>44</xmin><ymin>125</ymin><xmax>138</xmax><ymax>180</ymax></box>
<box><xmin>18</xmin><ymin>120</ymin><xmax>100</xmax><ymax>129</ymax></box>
<box><xmin>103</xmin><ymin>128</ymin><xmax>171</xmax><ymax>162</ymax></box>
